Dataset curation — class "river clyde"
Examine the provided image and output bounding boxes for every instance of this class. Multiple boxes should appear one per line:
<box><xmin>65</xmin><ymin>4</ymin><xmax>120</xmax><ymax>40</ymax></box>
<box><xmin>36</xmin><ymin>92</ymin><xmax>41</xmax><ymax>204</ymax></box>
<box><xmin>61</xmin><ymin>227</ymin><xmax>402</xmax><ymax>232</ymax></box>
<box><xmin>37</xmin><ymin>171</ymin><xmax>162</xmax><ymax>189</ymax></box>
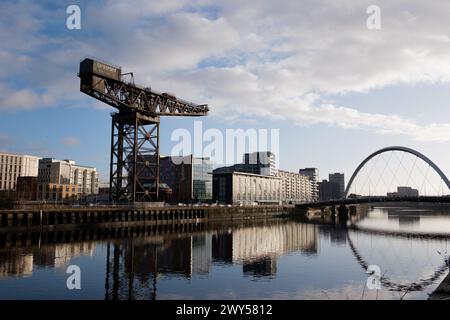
<box><xmin>0</xmin><ymin>205</ymin><xmax>449</xmax><ymax>300</ymax></box>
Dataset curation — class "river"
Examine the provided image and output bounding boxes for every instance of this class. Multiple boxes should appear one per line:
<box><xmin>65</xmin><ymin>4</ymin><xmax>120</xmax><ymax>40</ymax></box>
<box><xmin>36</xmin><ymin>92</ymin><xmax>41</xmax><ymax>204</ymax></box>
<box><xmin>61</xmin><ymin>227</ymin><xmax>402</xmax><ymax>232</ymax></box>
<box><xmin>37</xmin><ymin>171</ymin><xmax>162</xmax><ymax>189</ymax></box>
<box><xmin>0</xmin><ymin>205</ymin><xmax>449</xmax><ymax>300</ymax></box>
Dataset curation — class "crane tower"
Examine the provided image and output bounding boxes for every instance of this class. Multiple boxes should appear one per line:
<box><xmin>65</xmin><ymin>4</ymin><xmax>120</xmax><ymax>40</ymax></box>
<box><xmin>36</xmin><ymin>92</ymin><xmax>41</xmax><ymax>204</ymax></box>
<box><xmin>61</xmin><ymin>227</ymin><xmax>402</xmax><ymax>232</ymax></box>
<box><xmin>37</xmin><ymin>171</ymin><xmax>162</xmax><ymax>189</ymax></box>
<box><xmin>78</xmin><ymin>58</ymin><xmax>209</xmax><ymax>202</ymax></box>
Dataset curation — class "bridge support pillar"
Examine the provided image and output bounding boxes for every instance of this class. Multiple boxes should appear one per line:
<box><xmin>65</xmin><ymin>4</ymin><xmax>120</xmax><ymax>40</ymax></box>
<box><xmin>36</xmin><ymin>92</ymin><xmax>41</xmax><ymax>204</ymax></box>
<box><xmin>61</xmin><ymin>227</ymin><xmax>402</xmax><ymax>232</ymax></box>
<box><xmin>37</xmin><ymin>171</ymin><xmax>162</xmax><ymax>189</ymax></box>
<box><xmin>338</xmin><ymin>204</ymin><xmax>349</xmax><ymax>225</ymax></box>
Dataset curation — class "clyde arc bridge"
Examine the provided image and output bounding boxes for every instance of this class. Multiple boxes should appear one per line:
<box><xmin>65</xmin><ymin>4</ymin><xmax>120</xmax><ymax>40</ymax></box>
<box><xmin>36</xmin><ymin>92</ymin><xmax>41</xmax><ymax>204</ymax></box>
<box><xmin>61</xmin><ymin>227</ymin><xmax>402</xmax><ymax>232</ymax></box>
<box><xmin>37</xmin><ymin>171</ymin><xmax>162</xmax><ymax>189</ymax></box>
<box><xmin>300</xmin><ymin>146</ymin><xmax>450</xmax><ymax>209</ymax></box>
<box><xmin>345</xmin><ymin>146</ymin><xmax>450</xmax><ymax>199</ymax></box>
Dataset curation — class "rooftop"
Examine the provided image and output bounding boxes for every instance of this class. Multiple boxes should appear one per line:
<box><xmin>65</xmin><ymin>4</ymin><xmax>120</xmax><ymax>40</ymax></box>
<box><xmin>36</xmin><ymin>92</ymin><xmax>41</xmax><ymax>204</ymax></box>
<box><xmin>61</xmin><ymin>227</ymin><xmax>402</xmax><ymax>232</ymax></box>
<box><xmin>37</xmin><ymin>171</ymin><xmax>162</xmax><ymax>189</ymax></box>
<box><xmin>0</xmin><ymin>151</ymin><xmax>41</xmax><ymax>159</ymax></box>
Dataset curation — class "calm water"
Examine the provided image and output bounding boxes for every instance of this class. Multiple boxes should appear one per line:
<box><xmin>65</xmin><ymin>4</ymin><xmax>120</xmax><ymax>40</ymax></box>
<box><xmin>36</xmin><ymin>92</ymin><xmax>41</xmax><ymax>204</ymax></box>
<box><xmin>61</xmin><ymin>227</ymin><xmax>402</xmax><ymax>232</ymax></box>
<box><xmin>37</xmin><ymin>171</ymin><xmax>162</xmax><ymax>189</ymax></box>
<box><xmin>0</xmin><ymin>205</ymin><xmax>449</xmax><ymax>300</ymax></box>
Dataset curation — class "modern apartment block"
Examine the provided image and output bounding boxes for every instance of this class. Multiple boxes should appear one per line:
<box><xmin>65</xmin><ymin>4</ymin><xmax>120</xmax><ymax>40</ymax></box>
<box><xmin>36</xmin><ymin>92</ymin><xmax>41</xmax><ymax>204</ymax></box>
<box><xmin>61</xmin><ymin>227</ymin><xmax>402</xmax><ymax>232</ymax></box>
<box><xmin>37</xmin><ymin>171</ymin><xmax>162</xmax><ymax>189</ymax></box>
<box><xmin>276</xmin><ymin>170</ymin><xmax>313</xmax><ymax>204</ymax></box>
<box><xmin>299</xmin><ymin>168</ymin><xmax>319</xmax><ymax>202</ymax></box>
<box><xmin>37</xmin><ymin>158</ymin><xmax>99</xmax><ymax>200</ymax></box>
<box><xmin>0</xmin><ymin>152</ymin><xmax>41</xmax><ymax>190</ymax></box>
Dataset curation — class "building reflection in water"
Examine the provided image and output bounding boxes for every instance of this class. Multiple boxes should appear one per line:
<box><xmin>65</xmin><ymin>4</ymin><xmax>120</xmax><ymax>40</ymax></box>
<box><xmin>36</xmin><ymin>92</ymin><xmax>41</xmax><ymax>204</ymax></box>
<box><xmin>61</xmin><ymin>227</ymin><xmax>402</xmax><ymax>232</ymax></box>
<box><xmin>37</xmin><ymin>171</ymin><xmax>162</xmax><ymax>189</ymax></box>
<box><xmin>212</xmin><ymin>232</ymin><xmax>233</xmax><ymax>264</ymax></box>
<box><xmin>0</xmin><ymin>242</ymin><xmax>95</xmax><ymax>278</ymax></box>
<box><xmin>104</xmin><ymin>222</ymin><xmax>319</xmax><ymax>299</ymax></box>
<box><xmin>388</xmin><ymin>215</ymin><xmax>421</xmax><ymax>229</ymax></box>
<box><xmin>319</xmin><ymin>226</ymin><xmax>348</xmax><ymax>245</ymax></box>
<box><xmin>385</xmin><ymin>208</ymin><xmax>421</xmax><ymax>230</ymax></box>
<box><xmin>243</xmin><ymin>257</ymin><xmax>277</xmax><ymax>277</ymax></box>
<box><xmin>231</xmin><ymin>223</ymin><xmax>318</xmax><ymax>262</ymax></box>
<box><xmin>34</xmin><ymin>242</ymin><xmax>95</xmax><ymax>268</ymax></box>
<box><xmin>0</xmin><ymin>250</ymin><xmax>33</xmax><ymax>278</ymax></box>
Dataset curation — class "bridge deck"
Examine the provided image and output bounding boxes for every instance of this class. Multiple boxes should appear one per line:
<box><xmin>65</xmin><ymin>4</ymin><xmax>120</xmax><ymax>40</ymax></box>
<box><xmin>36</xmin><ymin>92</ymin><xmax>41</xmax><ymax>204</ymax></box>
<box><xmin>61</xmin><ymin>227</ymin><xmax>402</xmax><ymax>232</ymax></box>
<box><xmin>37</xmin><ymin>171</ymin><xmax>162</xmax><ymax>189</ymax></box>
<box><xmin>295</xmin><ymin>196</ymin><xmax>450</xmax><ymax>209</ymax></box>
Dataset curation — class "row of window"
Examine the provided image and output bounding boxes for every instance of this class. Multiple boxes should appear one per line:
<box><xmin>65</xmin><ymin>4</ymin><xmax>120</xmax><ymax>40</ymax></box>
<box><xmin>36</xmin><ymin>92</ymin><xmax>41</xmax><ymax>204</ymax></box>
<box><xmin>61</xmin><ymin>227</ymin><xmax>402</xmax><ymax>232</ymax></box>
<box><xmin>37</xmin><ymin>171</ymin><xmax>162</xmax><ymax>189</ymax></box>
<box><xmin>0</xmin><ymin>156</ymin><xmax>23</xmax><ymax>165</ymax></box>
<box><xmin>0</xmin><ymin>172</ymin><xmax>20</xmax><ymax>180</ymax></box>
<box><xmin>0</xmin><ymin>181</ymin><xmax>15</xmax><ymax>190</ymax></box>
<box><xmin>236</xmin><ymin>192</ymin><xmax>281</xmax><ymax>201</ymax></box>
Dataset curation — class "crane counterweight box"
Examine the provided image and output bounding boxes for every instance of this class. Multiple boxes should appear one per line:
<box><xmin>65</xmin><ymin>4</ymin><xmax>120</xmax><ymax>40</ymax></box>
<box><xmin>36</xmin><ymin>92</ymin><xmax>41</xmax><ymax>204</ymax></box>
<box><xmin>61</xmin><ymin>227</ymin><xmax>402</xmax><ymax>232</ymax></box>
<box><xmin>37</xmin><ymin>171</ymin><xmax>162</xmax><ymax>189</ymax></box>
<box><xmin>79</xmin><ymin>58</ymin><xmax>122</xmax><ymax>81</ymax></box>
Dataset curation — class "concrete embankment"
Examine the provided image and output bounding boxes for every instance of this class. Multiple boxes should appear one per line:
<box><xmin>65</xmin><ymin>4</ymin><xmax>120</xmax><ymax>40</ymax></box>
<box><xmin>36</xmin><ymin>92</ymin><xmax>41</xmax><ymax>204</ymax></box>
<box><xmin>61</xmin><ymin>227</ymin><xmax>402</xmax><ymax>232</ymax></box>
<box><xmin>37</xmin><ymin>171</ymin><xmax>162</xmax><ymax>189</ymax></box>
<box><xmin>0</xmin><ymin>205</ymin><xmax>293</xmax><ymax>233</ymax></box>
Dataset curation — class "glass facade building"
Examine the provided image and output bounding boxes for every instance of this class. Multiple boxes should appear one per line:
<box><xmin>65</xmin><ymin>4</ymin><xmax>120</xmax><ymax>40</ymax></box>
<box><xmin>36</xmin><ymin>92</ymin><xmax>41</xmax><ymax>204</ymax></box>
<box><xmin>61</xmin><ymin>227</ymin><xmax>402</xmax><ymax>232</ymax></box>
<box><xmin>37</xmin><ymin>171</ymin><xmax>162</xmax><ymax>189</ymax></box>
<box><xmin>192</xmin><ymin>157</ymin><xmax>213</xmax><ymax>201</ymax></box>
<box><xmin>160</xmin><ymin>155</ymin><xmax>213</xmax><ymax>203</ymax></box>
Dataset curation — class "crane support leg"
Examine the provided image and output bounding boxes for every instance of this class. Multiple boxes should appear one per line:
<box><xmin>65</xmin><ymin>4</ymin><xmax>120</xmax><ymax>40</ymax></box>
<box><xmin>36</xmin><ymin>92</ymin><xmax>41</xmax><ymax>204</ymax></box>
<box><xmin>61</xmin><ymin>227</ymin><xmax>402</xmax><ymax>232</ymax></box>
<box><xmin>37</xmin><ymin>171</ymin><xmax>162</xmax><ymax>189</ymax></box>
<box><xmin>110</xmin><ymin>111</ymin><xmax>160</xmax><ymax>203</ymax></box>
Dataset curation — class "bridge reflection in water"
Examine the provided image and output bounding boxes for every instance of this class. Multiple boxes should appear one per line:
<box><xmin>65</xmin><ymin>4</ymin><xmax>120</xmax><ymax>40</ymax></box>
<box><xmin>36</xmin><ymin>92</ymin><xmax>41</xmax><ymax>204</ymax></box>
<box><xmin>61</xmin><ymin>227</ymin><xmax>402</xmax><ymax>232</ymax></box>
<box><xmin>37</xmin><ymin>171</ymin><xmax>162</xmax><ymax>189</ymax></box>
<box><xmin>0</xmin><ymin>206</ymin><xmax>449</xmax><ymax>300</ymax></box>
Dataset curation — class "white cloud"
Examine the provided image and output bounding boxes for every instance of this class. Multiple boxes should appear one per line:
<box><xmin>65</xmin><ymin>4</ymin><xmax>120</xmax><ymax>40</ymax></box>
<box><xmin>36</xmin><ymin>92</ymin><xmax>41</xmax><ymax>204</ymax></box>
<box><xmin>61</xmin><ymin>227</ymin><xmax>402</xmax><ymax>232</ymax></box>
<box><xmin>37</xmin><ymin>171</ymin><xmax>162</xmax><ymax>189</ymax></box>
<box><xmin>2</xmin><ymin>0</ymin><xmax>450</xmax><ymax>141</ymax></box>
<box><xmin>127</xmin><ymin>12</ymin><xmax>240</xmax><ymax>72</ymax></box>
<box><xmin>0</xmin><ymin>85</ymin><xmax>54</xmax><ymax>110</ymax></box>
<box><xmin>61</xmin><ymin>137</ymin><xmax>80</xmax><ymax>146</ymax></box>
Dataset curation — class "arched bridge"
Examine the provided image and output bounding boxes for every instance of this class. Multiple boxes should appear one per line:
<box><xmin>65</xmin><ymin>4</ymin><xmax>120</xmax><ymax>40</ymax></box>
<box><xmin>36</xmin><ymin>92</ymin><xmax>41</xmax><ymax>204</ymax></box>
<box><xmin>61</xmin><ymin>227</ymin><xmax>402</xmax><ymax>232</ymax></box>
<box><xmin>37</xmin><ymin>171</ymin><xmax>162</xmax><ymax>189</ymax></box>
<box><xmin>297</xmin><ymin>146</ymin><xmax>450</xmax><ymax>209</ymax></box>
<box><xmin>345</xmin><ymin>146</ymin><xmax>450</xmax><ymax>198</ymax></box>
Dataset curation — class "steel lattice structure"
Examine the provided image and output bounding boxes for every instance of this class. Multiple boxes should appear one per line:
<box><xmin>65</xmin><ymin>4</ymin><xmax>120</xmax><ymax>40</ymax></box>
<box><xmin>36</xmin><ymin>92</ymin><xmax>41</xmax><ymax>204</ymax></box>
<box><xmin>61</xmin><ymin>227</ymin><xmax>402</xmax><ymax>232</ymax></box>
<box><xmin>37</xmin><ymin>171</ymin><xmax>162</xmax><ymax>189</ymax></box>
<box><xmin>78</xmin><ymin>58</ymin><xmax>208</xmax><ymax>202</ymax></box>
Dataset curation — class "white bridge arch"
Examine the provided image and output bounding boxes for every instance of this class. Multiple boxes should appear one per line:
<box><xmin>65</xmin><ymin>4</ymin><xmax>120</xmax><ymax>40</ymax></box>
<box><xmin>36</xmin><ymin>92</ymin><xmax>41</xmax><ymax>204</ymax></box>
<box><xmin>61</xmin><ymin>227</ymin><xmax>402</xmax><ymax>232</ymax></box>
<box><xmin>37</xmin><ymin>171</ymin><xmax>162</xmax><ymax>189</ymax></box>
<box><xmin>345</xmin><ymin>146</ymin><xmax>450</xmax><ymax>198</ymax></box>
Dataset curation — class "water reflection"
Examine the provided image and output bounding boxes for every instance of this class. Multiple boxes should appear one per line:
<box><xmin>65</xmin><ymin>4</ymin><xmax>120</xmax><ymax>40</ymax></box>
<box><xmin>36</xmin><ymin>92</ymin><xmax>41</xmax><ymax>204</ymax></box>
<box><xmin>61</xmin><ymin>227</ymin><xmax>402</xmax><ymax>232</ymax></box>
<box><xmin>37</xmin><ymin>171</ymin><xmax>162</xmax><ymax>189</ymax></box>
<box><xmin>0</xmin><ymin>206</ymin><xmax>449</xmax><ymax>300</ymax></box>
<box><xmin>104</xmin><ymin>222</ymin><xmax>319</xmax><ymax>299</ymax></box>
<box><xmin>356</xmin><ymin>206</ymin><xmax>450</xmax><ymax>234</ymax></box>
<box><xmin>347</xmin><ymin>232</ymin><xmax>448</xmax><ymax>293</ymax></box>
<box><xmin>0</xmin><ymin>251</ymin><xmax>33</xmax><ymax>278</ymax></box>
<box><xmin>0</xmin><ymin>242</ymin><xmax>95</xmax><ymax>279</ymax></box>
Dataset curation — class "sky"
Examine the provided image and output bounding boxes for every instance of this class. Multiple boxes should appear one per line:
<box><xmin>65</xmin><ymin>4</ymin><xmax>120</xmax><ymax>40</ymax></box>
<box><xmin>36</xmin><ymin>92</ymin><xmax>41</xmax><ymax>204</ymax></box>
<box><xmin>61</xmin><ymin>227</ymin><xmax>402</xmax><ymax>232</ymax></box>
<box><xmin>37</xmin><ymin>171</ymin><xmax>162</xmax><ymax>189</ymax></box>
<box><xmin>1</xmin><ymin>0</ymin><xmax>450</xmax><ymax>193</ymax></box>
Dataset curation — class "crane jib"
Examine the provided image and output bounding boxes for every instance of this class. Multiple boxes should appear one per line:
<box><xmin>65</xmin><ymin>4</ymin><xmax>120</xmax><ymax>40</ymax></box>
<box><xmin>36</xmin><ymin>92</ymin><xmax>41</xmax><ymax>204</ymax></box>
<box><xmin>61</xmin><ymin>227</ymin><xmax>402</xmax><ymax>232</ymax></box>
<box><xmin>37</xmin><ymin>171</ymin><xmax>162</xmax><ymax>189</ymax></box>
<box><xmin>78</xmin><ymin>58</ymin><xmax>209</xmax><ymax>117</ymax></box>
<box><xmin>77</xmin><ymin>57</ymin><xmax>209</xmax><ymax>202</ymax></box>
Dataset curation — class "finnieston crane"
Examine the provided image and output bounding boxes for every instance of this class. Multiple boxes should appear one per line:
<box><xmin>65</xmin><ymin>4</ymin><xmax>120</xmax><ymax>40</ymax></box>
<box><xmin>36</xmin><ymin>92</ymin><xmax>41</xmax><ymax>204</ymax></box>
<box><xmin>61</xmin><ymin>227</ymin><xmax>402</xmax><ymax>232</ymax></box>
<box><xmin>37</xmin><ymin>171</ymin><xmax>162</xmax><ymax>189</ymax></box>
<box><xmin>78</xmin><ymin>58</ymin><xmax>209</xmax><ymax>202</ymax></box>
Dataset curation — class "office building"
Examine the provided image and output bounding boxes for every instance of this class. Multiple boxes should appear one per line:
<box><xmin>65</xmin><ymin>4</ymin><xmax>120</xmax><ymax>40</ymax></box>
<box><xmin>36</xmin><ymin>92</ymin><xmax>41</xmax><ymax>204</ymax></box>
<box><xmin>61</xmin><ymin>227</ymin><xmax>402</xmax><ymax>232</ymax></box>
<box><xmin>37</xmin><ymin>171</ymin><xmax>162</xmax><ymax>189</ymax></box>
<box><xmin>98</xmin><ymin>182</ymin><xmax>110</xmax><ymax>195</ymax></box>
<box><xmin>276</xmin><ymin>170</ymin><xmax>313</xmax><ymax>204</ymax></box>
<box><xmin>212</xmin><ymin>170</ymin><xmax>282</xmax><ymax>205</ymax></box>
<box><xmin>242</xmin><ymin>151</ymin><xmax>277</xmax><ymax>176</ymax></box>
<box><xmin>387</xmin><ymin>186</ymin><xmax>419</xmax><ymax>198</ymax></box>
<box><xmin>318</xmin><ymin>179</ymin><xmax>341</xmax><ymax>201</ymax></box>
<box><xmin>299</xmin><ymin>168</ymin><xmax>319</xmax><ymax>201</ymax></box>
<box><xmin>160</xmin><ymin>155</ymin><xmax>213</xmax><ymax>203</ymax></box>
<box><xmin>213</xmin><ymin>151</ymin><xmax>277</xmax><ymax>177</ymax></box>
<box><xmin>0</xmin><ymin>152</ymin><xmax>40</xmax><ymax>190</ymax></box>
<box><xmin>329</xmin><ymin>173</ymin><xmax>345</xmax><ymax>198</ymax></box>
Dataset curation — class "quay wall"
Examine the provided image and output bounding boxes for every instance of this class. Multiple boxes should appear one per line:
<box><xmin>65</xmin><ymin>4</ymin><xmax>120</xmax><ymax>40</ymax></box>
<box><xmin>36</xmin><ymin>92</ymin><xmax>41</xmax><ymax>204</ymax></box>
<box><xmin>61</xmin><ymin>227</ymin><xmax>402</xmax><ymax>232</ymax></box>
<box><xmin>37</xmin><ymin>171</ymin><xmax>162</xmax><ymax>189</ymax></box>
<box><xmin>0</xmin><ymin>205</ymin><xmax>292</xmax><ymax>233</ymax></box>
